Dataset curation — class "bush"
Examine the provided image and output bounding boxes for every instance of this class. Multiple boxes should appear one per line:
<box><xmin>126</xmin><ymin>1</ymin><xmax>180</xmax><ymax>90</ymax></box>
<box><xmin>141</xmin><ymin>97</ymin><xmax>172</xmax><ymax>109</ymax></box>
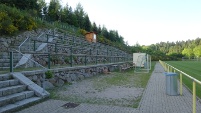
<box><xmin>45</xmin><ymin>70</ymin><xmax>53</xmax><ymax>79</ymax></box>
<box><xmin>0</xmin><ymin>4</ymin><xmax>37</xmax><ymax>35</ymax></box>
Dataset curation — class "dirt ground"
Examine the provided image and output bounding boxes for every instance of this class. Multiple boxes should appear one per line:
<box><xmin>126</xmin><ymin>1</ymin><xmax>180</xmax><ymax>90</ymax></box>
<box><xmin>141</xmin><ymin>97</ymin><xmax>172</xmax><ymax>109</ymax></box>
<box><xmin>49</xmin><ymin>70</ymin><xmax>149</xmax><ymax>108</ymax></box>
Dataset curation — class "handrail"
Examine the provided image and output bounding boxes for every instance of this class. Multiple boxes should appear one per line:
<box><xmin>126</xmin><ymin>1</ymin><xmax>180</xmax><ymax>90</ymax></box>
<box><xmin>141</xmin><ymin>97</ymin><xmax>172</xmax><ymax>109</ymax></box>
<box><xmin>159</xmin><ymin>60</ymin><xmax>201</xmax><ymax>113</ymax></box>
<box><xmin>12</xmin><ymin>49</ymin><xmax>47</xmax><ymax>92</ymax></box>
<box><xmin>18</xmin><ymin>36</ymin><xmax>30</xmax><ymax>52</ymax></box>
<box><xmin>160</xmin><ymin>60</ymin><xmax>201</xmax><ymax>85</ymax></box>
<box><xmin>14</xmin><ymin>49</ymin><xmax>47</xmax><ymax>70</ymax></box>
<box><xmin>37</xmin><ymin>33</ymin><xmax>44</xmax><ymax>40</ymax></box>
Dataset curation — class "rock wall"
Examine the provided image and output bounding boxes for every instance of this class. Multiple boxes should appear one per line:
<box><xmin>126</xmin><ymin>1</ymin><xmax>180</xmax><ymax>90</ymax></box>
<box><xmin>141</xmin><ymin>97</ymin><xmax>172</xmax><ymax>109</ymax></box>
<box><xmin>21</xmin><ymin>62</ymin><xmax>131</xmax><ymax>89</ymax></box>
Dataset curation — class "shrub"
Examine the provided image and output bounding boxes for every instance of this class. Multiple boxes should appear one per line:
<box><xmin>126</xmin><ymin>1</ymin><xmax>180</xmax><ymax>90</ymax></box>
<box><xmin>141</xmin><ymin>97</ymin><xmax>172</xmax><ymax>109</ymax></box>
<box><xmin>64</xmin><ymin>57</ymin><xmax>69</xmax><ymax>63</ymax></box>
<box><xmin>0</xmin><ymin>4</ymin><xmax>37</xmax><ymax>35</ymax></box>
<box><xmin>45</xmin><ymin>70</ymin><xmax>53</xmax><ymax>79</ymax></box>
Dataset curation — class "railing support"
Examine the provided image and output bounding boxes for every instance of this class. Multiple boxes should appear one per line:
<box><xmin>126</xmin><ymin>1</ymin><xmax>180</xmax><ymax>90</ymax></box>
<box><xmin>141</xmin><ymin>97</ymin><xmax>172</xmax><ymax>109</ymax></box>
<box><xmin>193</xmin><ymin>80</ymin><xmax>196</xmax><ymax>113</ymax></box>
<box><xmin>70</xmin><ymin>46</ymin><xmax>73</xmax><ymax>67</ymax></box>
<box><xmin>180</xmin><ymin>73</ymin><xmax>183</xmax><ymax>95</ymax></box>
<box><xmin>10</xmin><ymin>51</ymin><xmax>13</xmax><ymax>72</ymax></box>
<box><xmin>34</xmin><ymin>40</ymin><xmax>36</xmax><ymax>51</ymax></box>
<box><xmin>85</xmin><ymin>55</ymin><xmax>87</xmax><ymax>66</ymax></box>
<box><xmin>48</xmin><ymin>53</ymin><xmax>50</xmax><ymax>69</ymax></box>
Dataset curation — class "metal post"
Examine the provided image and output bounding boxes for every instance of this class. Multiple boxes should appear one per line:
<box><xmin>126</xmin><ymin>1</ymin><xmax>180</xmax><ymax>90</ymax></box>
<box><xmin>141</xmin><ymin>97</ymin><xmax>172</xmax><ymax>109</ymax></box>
<box><xmin>180</xmin><ymin>73</ymin><xmax>183</xmax><ymax>95</ymax></box>
<box><xmin>96</xmin><ymin>50</ymin><xmax>98</xmax><ymax>65</ymax></box>
<box><xmin>10</xmin><ymin>51</ymin><xmax>13</xmax><ymax>72</ymax></box>
<box><xmin>34</xmin><ymin>40</ymin><xmax>36</xmax><ymax>51</ymax></box>
<box><xmin>168</xmin><ymin>65</ymin><xmax>169</xmax><ymax>72</ymax></box>
<box><xmin>85</xmin><ymin>55</ymin><xmax>87</xmax><ymax>66</ymax></box>
<box><xmin>55</xmin><ymin>44</ymin><xmax>57</xmax><ymax>53</ymax></box>
<box><xmin>48</xmin><ymin>53</ymin><xmax>50</xmax><ymax>69</ymax></box>
<box><xmin>47</xmin><ymin>34</ymin><xmax>49</xmax><ymax>42</ymax></box>
<box><xmin>193</xmin><ymin>80</ymin><xmax>196</xmax><ymax>113</ymax></box>
<box><xmin>70</xmin><ymin>46</ymin><xmax>73</xmax><ymax>67</ymax></box>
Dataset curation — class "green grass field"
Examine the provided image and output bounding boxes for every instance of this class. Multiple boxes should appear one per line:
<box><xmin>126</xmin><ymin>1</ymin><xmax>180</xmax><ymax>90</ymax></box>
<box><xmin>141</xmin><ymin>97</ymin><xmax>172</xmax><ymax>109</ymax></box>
<box><xmin>165</xmin><ymin>61</ymin><xmax>201</xmax><ymax>98</ymax></box>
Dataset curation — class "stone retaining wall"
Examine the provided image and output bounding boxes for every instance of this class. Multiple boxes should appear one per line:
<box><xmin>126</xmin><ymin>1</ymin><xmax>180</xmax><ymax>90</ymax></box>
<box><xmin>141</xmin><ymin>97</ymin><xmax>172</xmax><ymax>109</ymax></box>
<box><xmin>21</xmin><ymin>62</ymin><xmax>132</xmax><ymax>89</ymax></box>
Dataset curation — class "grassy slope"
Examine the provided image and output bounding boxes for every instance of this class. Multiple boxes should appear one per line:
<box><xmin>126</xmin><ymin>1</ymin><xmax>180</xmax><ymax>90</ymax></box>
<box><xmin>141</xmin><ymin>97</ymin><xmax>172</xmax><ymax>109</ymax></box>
<box><xmin>166</xmin><ymin>61</ymin><xmax>201</xmax><ymax>98</ymax></box>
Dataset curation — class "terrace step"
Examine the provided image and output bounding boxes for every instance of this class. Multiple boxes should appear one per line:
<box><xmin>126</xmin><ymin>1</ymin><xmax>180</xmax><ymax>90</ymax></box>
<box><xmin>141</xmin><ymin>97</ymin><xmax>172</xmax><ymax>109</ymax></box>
<box><xmin>0</xmin><ymin>79</ymin><xmax>19</xmax><ymax>88</ymax></box>
<box><xmin>0</xmin><ymin>97</ymin><xmax>41</xmax><ymax>113</ymax></box>
<box><xmin>0</xmin><ymin>90</ymin><xmax>34</xmax><ymax>107</ymax></box>
<box><xmin>0</xmin><ymin>85</ymin><xmax>26</xmax><ymax>97</ymax></box>
<box><xmin>0</xmin><ymin>74</ymin><xmax>11</xmax><ymax>81</ymax></box>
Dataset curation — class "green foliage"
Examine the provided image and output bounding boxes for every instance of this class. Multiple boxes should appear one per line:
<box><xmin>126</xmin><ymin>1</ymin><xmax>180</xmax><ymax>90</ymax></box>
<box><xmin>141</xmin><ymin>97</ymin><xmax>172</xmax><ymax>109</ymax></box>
<box><xmin>64</xmin><ymin>57</ymin><xmax>69</xmax><ymax>63</ymax></box>
<box><xmin>45</xmin><ymin>70</ymin><xmax>53</xmax><ymax>79</ymax></box>
<box><xmin>79</xmin><ymin>29</ymin><xmax>87</xmax><ymax>36</ymax></box>
<box><xmin>182</xmin><ymin>48</ymin><xmax>194</xmax><ymax>59</ymax></box>
<box><xmin>193</xmin><ymin>45</ymin><xmax>201</xmax><ymax>57</ymax></box>
<box><xmin>0</xmin><ymin>4</ymin><xmax>37</xmax><ymax>35</ymax></box>
<box><xmin>0</xmin><ymin>0</ymin><xmax>39</xmax><ymax>10</ymax></box>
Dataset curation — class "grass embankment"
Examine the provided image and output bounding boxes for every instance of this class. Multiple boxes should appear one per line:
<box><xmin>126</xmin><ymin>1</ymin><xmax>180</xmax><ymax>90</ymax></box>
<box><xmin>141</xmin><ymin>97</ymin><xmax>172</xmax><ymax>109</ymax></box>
<box><xmin>48</xmin><ymin>62</ymin><xmax>156</xmax><ymax>108</ymax></box>
<box><xmin>166</xmin><ymin>61</ymin><xmax>201</xmax><ymax>98</ymax></box>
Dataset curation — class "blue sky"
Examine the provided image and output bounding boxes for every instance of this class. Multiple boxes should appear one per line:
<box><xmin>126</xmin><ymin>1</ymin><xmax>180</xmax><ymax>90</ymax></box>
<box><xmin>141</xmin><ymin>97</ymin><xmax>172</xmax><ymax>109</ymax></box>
<box><xmin>47</xmin><ymin>0</ymin><xmax>201</xmax><ymax>46</ymax></box>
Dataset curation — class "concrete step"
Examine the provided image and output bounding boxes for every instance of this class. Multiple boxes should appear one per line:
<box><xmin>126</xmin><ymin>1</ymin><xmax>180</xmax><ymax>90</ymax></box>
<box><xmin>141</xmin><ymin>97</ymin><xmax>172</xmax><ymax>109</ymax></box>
<box><xmin>0</xmin><ymin>97</ymin><xmax>41</xmax><ymax>113</ymax></box>
<box><xmin>0</xmin><ymin>85</ymin><xmax>26</xmax><ymax>97</ymax></box>
<box><xmin>0</xmin><ymin>62</ymin><xmax>18</xmax><ymax>67</ymax></box>
<box><xmin>0</xmin><ymin>91</ymin><xmax>34</xmax><ymax>107</ymax></box>
<box><xmin>0</xmin><ymin>79</ymin><xmax>19</xmax><ymax>88</ymax></box>
<box><xmin>0</xmin><ymin>74</ymin><xmax>11</xmax><ymax>81</ymax></box>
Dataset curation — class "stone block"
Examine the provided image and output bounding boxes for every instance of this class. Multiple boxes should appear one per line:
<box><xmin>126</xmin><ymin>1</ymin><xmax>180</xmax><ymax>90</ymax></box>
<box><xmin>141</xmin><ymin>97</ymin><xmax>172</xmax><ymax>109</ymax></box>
<box><xmin>32</xmin><ymin>75</ymin><xmax>38</xmax><ymax>82</ymax></box>
<box><xmin>0</xmin><ymin>81</ymin><xmax>9</xmax><ymax>88</ymax></box>
<box><xmin>43</xmin><ymin>81</ymin><xmax>54</xmax><ymax>89</ymax></box>
<box><xmin>55</xmin><ymin>79</ymin><xmax>64</xmax><ymax>86</ymax></box>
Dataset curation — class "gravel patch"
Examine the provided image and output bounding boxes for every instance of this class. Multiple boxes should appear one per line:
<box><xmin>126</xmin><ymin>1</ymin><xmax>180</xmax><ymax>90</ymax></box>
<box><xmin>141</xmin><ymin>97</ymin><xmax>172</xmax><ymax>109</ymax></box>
<box><xmin>52</xmin><ymin>74</ymin><xmax>145</xmax><ymax>107</ymax></box>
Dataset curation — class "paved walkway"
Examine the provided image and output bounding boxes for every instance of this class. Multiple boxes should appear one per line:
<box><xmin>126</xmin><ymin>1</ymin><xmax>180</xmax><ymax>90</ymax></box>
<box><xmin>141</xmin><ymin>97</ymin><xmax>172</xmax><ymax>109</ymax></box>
<box><xmin>16</xmin><ymin>62</ymin><xmax>201</xmax><ymax>113</ymax></box>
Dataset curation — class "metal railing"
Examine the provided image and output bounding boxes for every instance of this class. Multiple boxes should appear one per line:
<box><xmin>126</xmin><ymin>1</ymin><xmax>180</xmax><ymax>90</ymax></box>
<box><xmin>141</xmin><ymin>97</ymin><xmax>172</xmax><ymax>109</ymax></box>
<box><xmin>18</xmin><ymin>36</ymin><xmax>30</xmax><ymax>52</ymax></box>
<box><xmin>10</xmin><ymin>49</ymin><xmax>48</xmax><ymax>92</ymax></box>
<box><xmin>159</xmin><ymin>60</ymin><xmax>201</xmax><ymax>113</ymax></box>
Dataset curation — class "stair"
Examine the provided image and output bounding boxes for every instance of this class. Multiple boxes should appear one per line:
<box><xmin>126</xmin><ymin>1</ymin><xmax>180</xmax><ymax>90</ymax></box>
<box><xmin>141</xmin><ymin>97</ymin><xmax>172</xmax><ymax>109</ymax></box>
<box><xmin>0</xmin><ymin>73</ymin><xmax>49</xmax><ymax>113</ymax></box>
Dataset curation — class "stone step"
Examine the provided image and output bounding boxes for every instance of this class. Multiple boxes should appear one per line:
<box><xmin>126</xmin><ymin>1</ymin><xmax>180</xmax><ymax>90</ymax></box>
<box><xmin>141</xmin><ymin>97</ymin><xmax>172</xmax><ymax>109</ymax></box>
<box><xmin>0</xmin><ymin>59</ymin><xmax>19</xmax><ymax>63</ymax></box>
<box><xmin>0</xmin><ymin>90</ymin><xmax>34</xmax><ymax>107</ymax></box>
<box><xmin>0</xmin><ymin>97</ymin><xmax>41</xmax><ymax>113</ymax></box>
<box><xmin>0</xmin><ymin>74</ymin><xmax>11</xmax><ymax>81</ymax></box>
<box><xmin>0</xmin><ymin>62</ymin><xmax>18</xmax><ymax>67</ymax></box>
<box><xmin>0</xmin><ymin>79</ymin><xmax>19</xmax><ymax>88</ymax></box>
<box><xmin>0</xmin><ymin>85</ymin><xmax>26</xmax><ymax>97</ymax></box>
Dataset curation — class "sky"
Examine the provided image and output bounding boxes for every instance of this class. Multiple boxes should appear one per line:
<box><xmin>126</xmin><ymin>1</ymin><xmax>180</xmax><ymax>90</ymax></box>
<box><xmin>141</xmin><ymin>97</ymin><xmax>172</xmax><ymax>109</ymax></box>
<box><xmin>46</xmin><ymin>0</ymin><xmax>201</xmax><ymax>46</ymax></box>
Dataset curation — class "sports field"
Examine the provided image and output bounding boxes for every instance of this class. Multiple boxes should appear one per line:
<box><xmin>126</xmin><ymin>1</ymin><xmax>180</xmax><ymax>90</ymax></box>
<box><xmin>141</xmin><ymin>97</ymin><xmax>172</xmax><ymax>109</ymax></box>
<box><xmin>166</xmin><ymin>61</ymin><xmax>201</xmax><ymax>98</ymax></box>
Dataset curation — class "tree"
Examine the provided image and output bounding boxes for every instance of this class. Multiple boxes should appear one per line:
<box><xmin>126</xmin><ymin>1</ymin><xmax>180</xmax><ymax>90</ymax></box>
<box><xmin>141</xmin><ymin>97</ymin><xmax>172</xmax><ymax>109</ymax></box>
<box><xmin>83</xmin><ymin>14</ymin><xmax>91</xmax><ymax>31</ymax></box>
<box><xmin>74</xmin><ymin>3</ymin><xmax>85</xmax><ymax>28</ymax></box>
<box><xmin>0</xmin><ymin>0</ymin><xmax>38</xmax><ymax>10</ymax></box>
<box><xmin>37</xmin><ymin>0</ymin><xmax>47</xmax><ymax>17</ymax></box>
<box><xmin>182</xmin><ymin>48</ymin><xmax>194</xmax><ymax>59</ymax></box>
<box><xmin>47</xmin><ymin>0</ymin><xmax>61</xmax><ymax>21</ymax></box>
<box><xmin>92</xmin><ymin>22</ymin><xmax>98</xmax><ymax>32</ymax></box>
<box><xmin>193</xmin><ymin>45</ymin><xmax>201</xmax><ymax>58</ymax></box>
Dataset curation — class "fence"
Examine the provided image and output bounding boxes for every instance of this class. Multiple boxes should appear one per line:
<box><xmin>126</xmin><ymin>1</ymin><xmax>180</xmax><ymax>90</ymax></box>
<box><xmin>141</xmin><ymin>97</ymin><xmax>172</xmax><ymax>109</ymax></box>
<box><xmin>159</xmin><ymin>60</ymin><xmax>201</xmax><ymax>113</ymax></box>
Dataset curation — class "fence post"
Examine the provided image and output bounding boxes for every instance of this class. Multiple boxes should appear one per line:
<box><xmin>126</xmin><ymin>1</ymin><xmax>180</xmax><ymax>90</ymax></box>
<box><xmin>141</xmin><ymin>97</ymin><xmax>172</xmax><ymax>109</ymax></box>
<box><xmin>85</xmin><ymin>55</ymin><xmax>87</xmax><ymax>66</ymax></box>
<box><xmin>47</xmin><ymin>34</ymin><xmax>49</xmax><ymax>42</ymax></box>
<box><xmin>34</xmin><ymin>40</ymin><xmax>36</xmax><ymax>51</ymax></box>
<box><xmin>96</xmin><ymin>50</ymin><xmax>98</xmax><ymax>65</ymax></box>
<box><xmin>180</xmin><ymin>73</ymin><xmax>183</xmax><ymax>95</ymax></box>
<box><xmin>48</xmin><ymin>53</ymin><xmax>50</xmax><ymax>69</ymax></box>
<box><xmin>10</xmin><ymin>51</ymin><xmax>13</xmax><ymax>72</ymax></box>
<box><xmin>193</xmin><ymin>80</ymin><xmax>196</xmax><ymax>113</ymax></box>
<box><xmin>55</xmin><ymin>43</ymin><xmax>57</xmax><ymax>53</ymax></box>
<box><xmin>167</xmin><ymin>65</ymin><xmax>169</xmax><ymax>72</ymax></box>
<box><xmin>70</xmin><ymin>46</ymin><xmax>73</xmax><ymax>67</ymax></box>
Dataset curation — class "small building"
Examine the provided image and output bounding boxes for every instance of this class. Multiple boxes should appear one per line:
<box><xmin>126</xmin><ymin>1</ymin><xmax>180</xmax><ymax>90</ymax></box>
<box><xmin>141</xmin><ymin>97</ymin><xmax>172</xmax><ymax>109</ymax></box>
<box><xmin>85</xmin><ymin>32</ymin><xmax>97</xmax><ymax>43</ymax></box>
